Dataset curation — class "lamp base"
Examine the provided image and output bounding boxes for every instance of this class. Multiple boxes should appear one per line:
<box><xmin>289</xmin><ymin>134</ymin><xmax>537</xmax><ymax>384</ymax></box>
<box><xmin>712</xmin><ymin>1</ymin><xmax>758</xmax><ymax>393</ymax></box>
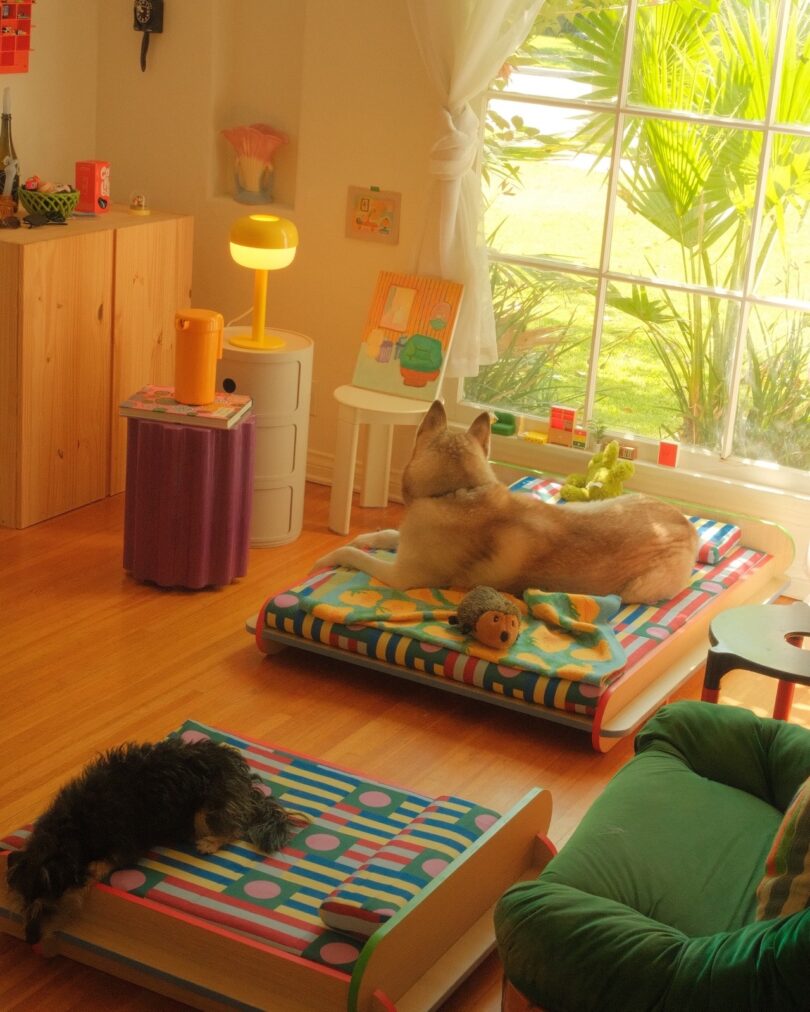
<box><xmin>227</xmin><ymin>328</ymin><xmax>287</xmax><ymax>351</ymax></box>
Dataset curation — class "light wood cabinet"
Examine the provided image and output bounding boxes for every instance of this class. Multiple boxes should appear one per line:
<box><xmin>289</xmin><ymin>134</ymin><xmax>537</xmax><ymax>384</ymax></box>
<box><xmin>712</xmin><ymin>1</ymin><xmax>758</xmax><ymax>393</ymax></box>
<box><xmin>0</xmin><ymin>207</ymin><xmax>193</xmax><ymax>528</ymax></box>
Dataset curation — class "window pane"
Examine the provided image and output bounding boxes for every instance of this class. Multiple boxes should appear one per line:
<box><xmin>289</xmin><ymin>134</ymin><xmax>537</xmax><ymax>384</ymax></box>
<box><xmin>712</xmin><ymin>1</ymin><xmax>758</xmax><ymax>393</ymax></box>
<box><xmin>733</xmin><ymin>306</ymin><xmax>810</xmax><ymax>469</ymax></box>
<box><xmin>609</xmin><ymin>117</ymin><xmax>757</xmax><ymax>289</ymax></box>
<box><xmin>754</xmin><ymin>132</ymin><xmax>810</xmax><ymax>299</ymax></box>
<box><xmin>777</xmin><ymin>0</ymin><xmax>810</xmax><ymax>128</ymax></box>
<box><xmin>629</xmin><ymin>0</ymin><xmax>773</xmax><ymax>121</ymax></box>
<box><xmin>497</xmin><ymin>1</ymin><xmax>627</xmax><ymax>106</ymax></box>
<box><xmin>484</xmin><ymin>99</ymin><xmax>609</xmax><ymax>268</ymax></box>
<box><xmin>601</xmin><ymin>283</ymin><xmax>734</xmax><ymax>449</ymax></box>
<box><xmin>463</xmin><ymin>266</ymin><xmax>594</xmax><ymax>417</ymax></box>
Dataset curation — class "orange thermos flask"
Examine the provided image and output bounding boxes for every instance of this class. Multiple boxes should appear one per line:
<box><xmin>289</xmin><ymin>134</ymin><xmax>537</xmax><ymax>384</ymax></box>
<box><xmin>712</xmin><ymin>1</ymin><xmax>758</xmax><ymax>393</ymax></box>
<box><xmin>174</xmin><ymin>309</ymin><xmax>224</xmax><ymax>405</ymax></box>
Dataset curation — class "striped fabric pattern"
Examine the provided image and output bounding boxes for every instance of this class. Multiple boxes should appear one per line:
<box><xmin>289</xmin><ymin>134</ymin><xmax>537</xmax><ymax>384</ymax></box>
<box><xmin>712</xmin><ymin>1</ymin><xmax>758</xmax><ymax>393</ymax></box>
<box><xmin>756</xmin><ymin>776</ymin><xmax>810</xmax><ymax>920</ymax></box>
<box><xmin>511</xmin><ymin>475</ymin><xmax>561</xmax><ymax>503</ymax></box>
<box><xmin>0</xmin><ymin>722</ymin><xmax>500</xmax><ymax>975</ymax></box>
<box><xmin>264</xmin><ymin>548</ymin><xmax>768</xmax><ymax>717</ymax></box>
<box><xmin>320</xmin><ymin>796</ymin><xmax>499</xmax><ymax>937</ymax></box>
<box><xmin>688</xmin><ymin>516</ymin><xmax>742</xmax><ymax>563</ymax></box>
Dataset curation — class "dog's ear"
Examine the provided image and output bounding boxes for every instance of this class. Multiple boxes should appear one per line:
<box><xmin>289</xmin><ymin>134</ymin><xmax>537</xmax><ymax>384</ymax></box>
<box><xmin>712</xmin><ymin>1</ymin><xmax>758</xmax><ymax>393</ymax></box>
<box><xmin>467</xmin><ymin>411</ymin><xmax>492</xmax><ymax>455</ymax></box>
<box><xmin>417</xmin><ymin>400</ymin><xmax>446</xmax><ymax>438</ymax></box>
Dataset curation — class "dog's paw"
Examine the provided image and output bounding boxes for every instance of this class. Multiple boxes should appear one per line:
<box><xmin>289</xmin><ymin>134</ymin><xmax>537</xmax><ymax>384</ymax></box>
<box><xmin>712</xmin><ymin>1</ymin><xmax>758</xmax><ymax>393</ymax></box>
<box><xmin>311</xmin><ymin>547</ymin><xmax>356</xmax><ymax>573</ymax></box>
<box><xmin>35</xmin><ymin>936</ymin><xmax>59</xmax><ymax>959</ymax></box>
<box><xmin>311</xmin><ymin>549</ymin><xmax>340</xmax><ymax>572</ymax></box>
<box><xmin>195</xmin><ymin>835</ymin><xmax>227</xmax><ymax>855</ymax></box>
<box><xmin>350</xmin><ymin>529</ymin><xmax>399</xmax><ymax>550</ymax></box>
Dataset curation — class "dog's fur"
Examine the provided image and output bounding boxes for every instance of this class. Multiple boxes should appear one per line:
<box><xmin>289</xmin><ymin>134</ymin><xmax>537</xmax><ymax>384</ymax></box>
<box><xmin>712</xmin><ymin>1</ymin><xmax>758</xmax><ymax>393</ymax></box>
<box><xmin>316</xmin><ymin>401</ymin><xmax>698</xmax><ymax>604</ymax></box>
<box><xmin>6</xmin><ymin>737</ymin><xmax>306</xmax><ymax>946</ymax></box>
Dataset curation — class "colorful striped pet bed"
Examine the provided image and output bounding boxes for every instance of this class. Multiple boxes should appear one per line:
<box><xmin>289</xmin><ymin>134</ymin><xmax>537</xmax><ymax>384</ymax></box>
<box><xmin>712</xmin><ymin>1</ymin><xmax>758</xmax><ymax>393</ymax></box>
<box><xmin>250</xmin><ymin>477</ymin><xmax>794</xmax><ymax>753</ymax></box>
<box><xmin>0</xmin><ymin>720</ymin><xmax>554</xmax><ymax>1011</ymax></box>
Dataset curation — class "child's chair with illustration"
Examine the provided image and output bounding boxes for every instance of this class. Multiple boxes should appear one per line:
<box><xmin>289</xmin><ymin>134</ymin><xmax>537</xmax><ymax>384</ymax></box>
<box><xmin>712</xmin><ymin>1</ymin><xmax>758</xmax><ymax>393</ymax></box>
<box><xmin>328</xmin><ymin>271</ymin><xmax>464</xmax><ymax>534</ymax></box>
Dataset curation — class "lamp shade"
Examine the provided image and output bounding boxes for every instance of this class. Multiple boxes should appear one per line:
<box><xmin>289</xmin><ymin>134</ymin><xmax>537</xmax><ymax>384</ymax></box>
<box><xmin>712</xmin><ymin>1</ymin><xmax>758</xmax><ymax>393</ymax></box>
<box><xmin>229</xmin><ymin>214</ymin><xmax>298</xmax><ymax>271</ymax></box>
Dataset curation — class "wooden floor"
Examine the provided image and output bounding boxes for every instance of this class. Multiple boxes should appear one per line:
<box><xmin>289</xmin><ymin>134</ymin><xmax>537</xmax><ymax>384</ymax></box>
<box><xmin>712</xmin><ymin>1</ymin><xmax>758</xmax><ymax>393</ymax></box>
<box><xmin>1</xmin><ymin>482</ymin><xmax>807</xmax><ymax>1011</ymax></box>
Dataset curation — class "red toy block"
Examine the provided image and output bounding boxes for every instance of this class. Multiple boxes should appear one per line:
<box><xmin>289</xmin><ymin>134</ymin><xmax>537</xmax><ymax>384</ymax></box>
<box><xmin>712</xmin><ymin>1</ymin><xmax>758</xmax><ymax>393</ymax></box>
<box><xmin>548</xmin><ymin>405</ymin><xmax>577</xmax><ymax>447</ymax></box>
<box><xmin>658</xmin><ymin>441</ymin><xmax>680</xmax><ymax>467</ymax></box>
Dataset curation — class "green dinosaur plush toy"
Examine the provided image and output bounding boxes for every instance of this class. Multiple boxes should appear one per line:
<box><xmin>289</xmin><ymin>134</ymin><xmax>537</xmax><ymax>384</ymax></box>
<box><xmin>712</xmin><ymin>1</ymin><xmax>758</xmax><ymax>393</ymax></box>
<box><xmin>560</xmin><ymin>439</ymin><xmax>634</xmax><ymax>501</ymax></box>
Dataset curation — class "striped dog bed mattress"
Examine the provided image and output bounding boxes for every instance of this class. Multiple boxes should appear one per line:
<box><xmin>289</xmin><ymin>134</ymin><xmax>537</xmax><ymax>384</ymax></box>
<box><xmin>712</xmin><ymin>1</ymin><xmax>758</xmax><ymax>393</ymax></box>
<box><xmin>0</xmin><ymin>721</ymin><xmax>500</xmax><ymax>978</ymax></box>
<box><xmin>258</xmin><ymin>477</ymin><xmax>769</xmax><ymax>718</ymax></box>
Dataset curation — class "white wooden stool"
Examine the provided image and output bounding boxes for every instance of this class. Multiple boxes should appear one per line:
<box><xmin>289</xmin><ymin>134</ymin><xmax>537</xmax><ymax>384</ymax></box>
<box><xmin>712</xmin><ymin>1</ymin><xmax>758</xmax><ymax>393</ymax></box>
<box><xmin>328</xmin><ymin>386</ymin><xmax>431</xmax><ymax>534</ymax></box>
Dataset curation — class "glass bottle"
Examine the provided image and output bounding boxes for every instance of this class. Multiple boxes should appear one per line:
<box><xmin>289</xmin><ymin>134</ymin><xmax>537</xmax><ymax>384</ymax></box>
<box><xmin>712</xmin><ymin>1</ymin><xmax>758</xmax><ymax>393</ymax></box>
<box><xmin>0</xmin><ymin>87</ymin><xmax>20</xmax><ymax>214</ymax></box>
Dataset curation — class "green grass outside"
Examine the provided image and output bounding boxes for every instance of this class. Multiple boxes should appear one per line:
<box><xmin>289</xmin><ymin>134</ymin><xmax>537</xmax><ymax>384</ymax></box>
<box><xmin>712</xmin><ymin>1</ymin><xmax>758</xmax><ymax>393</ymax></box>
<box><xmin>483</xmin><ymin>157</ymin><xmax>689</xmax><ymax>436</ymax></box>
<box><xmin>480</xmin><ymin>154</ymin><xmax>810</xmax><ymax>452</ymax></box>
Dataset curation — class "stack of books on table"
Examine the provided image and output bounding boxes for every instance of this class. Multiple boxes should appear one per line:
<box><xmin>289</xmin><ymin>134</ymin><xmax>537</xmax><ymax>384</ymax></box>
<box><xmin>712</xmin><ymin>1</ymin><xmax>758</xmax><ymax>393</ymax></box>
<box><xmin>120</xmin><ymin>385</ymin><xmax>252</xmax><ymax>430</ymax></box>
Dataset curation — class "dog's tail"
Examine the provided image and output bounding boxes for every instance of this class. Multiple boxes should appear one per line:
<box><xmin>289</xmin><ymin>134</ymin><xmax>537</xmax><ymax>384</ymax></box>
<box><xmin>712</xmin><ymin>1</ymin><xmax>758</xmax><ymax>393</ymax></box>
<box><xmin>245</xmin><ymin>794</ymin><xmax>309</xmax><ymax>853</ymax></box>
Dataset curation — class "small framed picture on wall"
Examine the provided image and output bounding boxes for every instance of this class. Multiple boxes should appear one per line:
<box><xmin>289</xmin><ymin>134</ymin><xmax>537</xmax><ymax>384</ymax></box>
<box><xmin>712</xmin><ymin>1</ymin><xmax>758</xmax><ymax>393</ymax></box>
<box><xmin>345</xmin><ymin>186</ymin><xmax>401</xmax><ymax>245</ymax></box>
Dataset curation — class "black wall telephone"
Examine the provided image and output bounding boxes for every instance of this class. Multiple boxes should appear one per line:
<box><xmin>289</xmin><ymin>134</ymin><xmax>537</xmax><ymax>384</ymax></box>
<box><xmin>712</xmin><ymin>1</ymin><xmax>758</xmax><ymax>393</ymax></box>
<box><xmin>133</xmin><ymin>0</ymin><xmax>164</xmax><ymax>72</ymax></box>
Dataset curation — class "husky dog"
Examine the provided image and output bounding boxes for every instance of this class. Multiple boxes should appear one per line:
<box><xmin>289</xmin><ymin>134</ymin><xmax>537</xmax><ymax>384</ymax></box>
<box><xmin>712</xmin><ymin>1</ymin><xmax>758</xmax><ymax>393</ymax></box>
<box><xmin>316</xmin><ymin>401</ymin><xmax>698</xmax><ymax>604</ymax></box>
<box><xmin>6</xmin><ymin>737</ymin><xmax>306</xmax><ymax>946</ymax></box>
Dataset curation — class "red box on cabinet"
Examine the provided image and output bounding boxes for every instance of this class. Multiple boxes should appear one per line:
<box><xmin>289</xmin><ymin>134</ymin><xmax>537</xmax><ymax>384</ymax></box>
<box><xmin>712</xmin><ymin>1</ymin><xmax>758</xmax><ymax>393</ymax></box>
<box><xmin>75</xmin><ymin>160</ymin><xmax>110</xmax><ymax>214</ymax></box>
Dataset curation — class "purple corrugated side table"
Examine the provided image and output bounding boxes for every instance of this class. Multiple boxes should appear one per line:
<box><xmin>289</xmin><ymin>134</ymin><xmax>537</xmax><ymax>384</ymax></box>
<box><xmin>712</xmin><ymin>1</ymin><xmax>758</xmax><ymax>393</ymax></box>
<box><xmin>123</xmin><ymin>415</ymin><xmax>255</xmax><ymax>589</ymax></box>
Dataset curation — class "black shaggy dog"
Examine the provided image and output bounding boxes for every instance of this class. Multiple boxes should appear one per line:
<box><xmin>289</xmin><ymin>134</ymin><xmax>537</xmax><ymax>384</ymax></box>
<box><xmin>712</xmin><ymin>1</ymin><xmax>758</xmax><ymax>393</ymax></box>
<box><xmin>6</xmin><ymin>737</ymin><xmax>306</xmax><ymax>946</ymax></box>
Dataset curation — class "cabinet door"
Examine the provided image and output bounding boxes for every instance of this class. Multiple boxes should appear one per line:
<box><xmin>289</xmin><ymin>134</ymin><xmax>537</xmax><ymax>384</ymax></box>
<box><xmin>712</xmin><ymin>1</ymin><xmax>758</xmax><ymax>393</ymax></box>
<box><xmin>19</xmin><ymin>232</ymin><xmax>113</xmax><ymax>526</ymax></box>
<box><xmin>110</xmin><ymin>216</ymin><xmax>194</xmax><ymax>494</ymax></box>
<box><xmin>0</xmin><ymin>243</ymin><xmax>20</xmax><ymax>527</ymax></box>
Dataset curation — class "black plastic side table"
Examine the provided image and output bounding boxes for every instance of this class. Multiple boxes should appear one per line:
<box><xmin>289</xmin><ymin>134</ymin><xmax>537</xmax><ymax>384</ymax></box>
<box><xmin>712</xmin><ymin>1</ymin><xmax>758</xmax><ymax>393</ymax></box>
<box><xmin>701</xmin><ymin>601</ymin><xmax>810</xmax><ymax>720</ymax></box>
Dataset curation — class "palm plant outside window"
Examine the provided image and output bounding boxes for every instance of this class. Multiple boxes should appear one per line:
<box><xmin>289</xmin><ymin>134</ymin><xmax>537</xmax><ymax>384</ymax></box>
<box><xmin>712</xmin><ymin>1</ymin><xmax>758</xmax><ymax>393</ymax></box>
<box><xmin>470</xmin><ymin>0</ymin><xmax>809</xmax><ymax>478</ymax></box>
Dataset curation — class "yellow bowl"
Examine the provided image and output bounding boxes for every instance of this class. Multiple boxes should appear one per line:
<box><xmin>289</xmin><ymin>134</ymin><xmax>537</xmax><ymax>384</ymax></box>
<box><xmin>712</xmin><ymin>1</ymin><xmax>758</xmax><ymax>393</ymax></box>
<box><xmin>19</xmin><ymin>188</ymin><xmax>81</xmax><ymax>218</ymax></box>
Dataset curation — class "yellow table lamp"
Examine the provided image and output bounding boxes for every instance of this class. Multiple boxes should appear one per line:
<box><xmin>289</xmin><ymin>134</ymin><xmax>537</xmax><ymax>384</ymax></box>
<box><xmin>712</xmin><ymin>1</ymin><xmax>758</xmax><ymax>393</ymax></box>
<box><xmin>228</xmin><ymin>213</ymin><xmax>298</xmax><ymax>350</ymax></box>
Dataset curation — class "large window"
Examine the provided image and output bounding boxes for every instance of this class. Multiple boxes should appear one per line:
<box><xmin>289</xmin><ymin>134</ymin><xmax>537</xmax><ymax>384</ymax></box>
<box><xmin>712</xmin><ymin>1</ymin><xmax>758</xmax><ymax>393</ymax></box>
<box><xmin>467</xmin><ymin>0</ymin><xmax>809</xmax><ymax>486</ymax></box>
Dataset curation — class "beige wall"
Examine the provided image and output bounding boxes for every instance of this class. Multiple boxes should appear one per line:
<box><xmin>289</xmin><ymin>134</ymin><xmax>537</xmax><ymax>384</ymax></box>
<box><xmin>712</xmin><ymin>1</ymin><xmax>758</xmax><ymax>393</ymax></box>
<box><xmin>3</xmin><ymin>5</ymin><xmax>98</xmax><ymax>180</ymax></box>
<box><xmin>7</xmin><ymin>0</ymin><xmax>437</xmax><ymax>486</ymax></box>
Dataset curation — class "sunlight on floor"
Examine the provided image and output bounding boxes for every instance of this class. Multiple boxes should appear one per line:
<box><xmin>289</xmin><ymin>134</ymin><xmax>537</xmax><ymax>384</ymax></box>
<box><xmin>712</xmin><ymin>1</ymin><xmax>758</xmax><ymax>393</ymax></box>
<box><xmin>719</xmin><ymin>669</ymin><xmax>810</xmax><ymax>729</ymax></box>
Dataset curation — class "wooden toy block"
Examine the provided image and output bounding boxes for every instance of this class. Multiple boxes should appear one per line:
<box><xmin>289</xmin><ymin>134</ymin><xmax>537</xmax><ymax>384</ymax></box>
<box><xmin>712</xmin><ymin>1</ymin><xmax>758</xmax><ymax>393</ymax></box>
<box><xmin>618</xmin><ymin>444</ymin><xmax>638</xmax><ymax>461</ymax></box>
<box><xmin>492</xmin><ymin>411</ymin><xmax>516</xmax><ymax>436</ymax></box>
<box><xmin>658</xmin><ymin>441</ymin><xmax>680</xmax><ymax>467</ymax></box>
<box><xmin>548</xmin><ymin>405</ymin><xmax>576</xmax><ymax>447</ymax></box>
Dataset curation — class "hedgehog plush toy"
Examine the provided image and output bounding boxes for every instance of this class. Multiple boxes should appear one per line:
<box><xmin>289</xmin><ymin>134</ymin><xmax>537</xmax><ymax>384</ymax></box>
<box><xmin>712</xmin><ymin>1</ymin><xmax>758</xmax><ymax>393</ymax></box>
<box><xmin>449</xmin><ymin>586</ymin><xmax>521</xmax><ymax>650</ymax></box>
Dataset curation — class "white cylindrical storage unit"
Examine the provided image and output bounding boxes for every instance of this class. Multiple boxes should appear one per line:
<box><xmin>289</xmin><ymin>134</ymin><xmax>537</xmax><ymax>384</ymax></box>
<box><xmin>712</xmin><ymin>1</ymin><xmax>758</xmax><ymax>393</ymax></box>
<box><xmin>217</xmin><ymin>328</ymin><xmax>313</xmax><ymax>546</ymax></box>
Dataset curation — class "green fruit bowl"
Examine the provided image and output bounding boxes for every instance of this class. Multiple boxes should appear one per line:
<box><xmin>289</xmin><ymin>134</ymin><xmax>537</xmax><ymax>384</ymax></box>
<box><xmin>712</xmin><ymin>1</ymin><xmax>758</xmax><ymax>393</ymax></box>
<box><xmin>19</xmin><ymin>188</ymin><xmax>80</xmax><ymax>218</ymax></box>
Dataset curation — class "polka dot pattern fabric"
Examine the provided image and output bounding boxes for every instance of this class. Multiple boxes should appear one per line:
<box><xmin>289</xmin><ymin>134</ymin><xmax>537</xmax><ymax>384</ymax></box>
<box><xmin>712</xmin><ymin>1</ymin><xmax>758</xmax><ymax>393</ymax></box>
<box><xmin>320</xmin><ymin>798</ymin><xmax>499</xmax><ymax>937</ymax></box>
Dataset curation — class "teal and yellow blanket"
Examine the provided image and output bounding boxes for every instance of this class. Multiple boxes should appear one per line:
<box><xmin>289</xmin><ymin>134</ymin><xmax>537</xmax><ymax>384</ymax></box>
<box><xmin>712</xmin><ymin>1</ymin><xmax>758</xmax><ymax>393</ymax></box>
<box><xmin>298</xmin><ymin>566</ymin><xmax>626</xmax><ymax>686</ymax></box>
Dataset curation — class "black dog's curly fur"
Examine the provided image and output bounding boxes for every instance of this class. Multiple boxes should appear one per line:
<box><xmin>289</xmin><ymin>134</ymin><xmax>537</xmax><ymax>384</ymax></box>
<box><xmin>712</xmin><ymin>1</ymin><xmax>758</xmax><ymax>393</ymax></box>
<box><xmin>6</xmin><ymin>737</ymin><xmax>306</xmax><ymax>945</ymax></box>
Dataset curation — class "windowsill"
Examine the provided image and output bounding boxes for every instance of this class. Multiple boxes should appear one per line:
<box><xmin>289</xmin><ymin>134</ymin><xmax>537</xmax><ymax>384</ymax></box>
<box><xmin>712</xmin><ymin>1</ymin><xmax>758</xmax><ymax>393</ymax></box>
<box><xmin>488</xmin><ymin>431</ymin><xmax>810</xmax><ymax>504</ymax></box>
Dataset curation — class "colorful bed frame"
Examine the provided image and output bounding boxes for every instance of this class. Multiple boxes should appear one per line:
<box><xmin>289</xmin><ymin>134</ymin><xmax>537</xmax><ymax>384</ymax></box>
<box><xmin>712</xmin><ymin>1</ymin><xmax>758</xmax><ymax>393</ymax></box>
<box><xmin>249</xmin><ymin>477</ymin><xmax>794</xmax><ymax>753</ymax></box>
<box><xmin>0</xmin><ymin>720</ymin><xmax>554</xmax><ymax>1011</ymax></box>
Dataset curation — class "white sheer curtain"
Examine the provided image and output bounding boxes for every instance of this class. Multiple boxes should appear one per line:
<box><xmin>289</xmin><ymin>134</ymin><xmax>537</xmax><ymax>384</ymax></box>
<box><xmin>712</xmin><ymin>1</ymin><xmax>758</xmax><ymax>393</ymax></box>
<box><xmin>406</xmin><ymin>0</ymin><xmax>543</xmax><ymax>378</ymax></box>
